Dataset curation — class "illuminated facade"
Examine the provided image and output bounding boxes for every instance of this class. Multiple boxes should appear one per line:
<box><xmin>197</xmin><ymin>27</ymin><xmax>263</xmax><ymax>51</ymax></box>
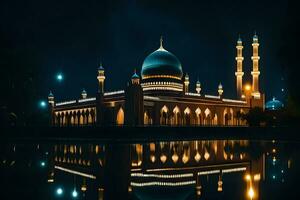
<box><xmin>48</xmin><ymin>35</ymin><xmax>264</xmax><ymax>127</ymax></box>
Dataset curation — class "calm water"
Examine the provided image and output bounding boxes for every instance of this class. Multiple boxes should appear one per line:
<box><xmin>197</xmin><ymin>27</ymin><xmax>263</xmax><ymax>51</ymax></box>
<box><xmin>1</xmin><ymin>137</ymin><xmax>300</xmax><ymax>200</ymax></box>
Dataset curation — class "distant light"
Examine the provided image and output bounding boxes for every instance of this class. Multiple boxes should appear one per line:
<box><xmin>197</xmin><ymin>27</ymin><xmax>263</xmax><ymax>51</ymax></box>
<box><xmin>72</xmin><ymin>189</ymin><xmax>78</xmax><ymax>198</ymax></box>
<box><xmin>40</xmin><ymin>161</ymin><xmax>46</xmax><ymax>167</ymax></box>
<box><xmin>56</xmin><ymin>73</ymin><xmax>64</xmax><ymax>81</ymax></box>
<box><xmin>245</xmin><ymin>174</ymin><xmax>251</xmax><ymax>181</ymax></box>
<box><xmin>39</xmin><ymin>101</ymin><xmax>47</xmax><ymax>108</ymax></box>
<box><xmin>281</xmin><ymin>88</ymin><xmax>284</xmax><ymax>92</ymax></box>
<box><xmin>244</xmin><ymin>84</ymin><xmax>251</xmax><ymax>91</ymax></box>
<box><xmin>248</xmin><ymin>187</ymin><xmax>255</xmax><ymax>199</ymax></box>
<box><xmin>281</xmin><ymin>170</ymin><xmax>284</xmax><ymax>173</ymax></box>
<box><xmin>56</xmin><ymin>187</ymin><xmax>63</xmax><ymax>196</ymax></box>
<box><xmin>272</xmin><ymin>175</ymin><xmax>276</xmax><ymax>179</ymax></box>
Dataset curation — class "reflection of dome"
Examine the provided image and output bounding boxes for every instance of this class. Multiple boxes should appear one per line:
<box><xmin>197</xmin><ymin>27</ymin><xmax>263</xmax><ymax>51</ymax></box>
<box><xmin>140</xmin><ymin>38</ymin><xmax>184</xmax><ymax>93</ymax></box>
<box><xmin>141</xmin><ymin>48</ymin><xmax>183</xmax><ymax>80</ymax></box>
<box><xmin>266</xmin><ymin>97</ymin><xmax>284</xmax><ymax>110</ymax></box>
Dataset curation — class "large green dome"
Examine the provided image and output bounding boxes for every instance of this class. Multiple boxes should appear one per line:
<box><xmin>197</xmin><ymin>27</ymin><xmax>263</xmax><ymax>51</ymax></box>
<box><xmin>141</xmin><ymin>45</ymin><xmax>183</xmax><ymax>80</ymax></box>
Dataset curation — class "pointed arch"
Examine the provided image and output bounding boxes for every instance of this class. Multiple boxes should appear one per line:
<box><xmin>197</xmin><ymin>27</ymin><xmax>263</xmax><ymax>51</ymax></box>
<box><xmin>195</xmin><ymin>108</ymin><xmax>202</xmax><ymax>125</ymax></box>
<box><xmin>79</xmin><ymin>110</ymin><xmax>84</xmax><ymax>125</ymax></box>
<box><xmin>229</xmin><ymin>108</ymin><xmax>234</xmax><ymax>126</ymax></box>
<box><xmin>160</xmin><ymin>105</ymin><xmax>169</xmax><ymax>125</ymax></box>
<box><xmin>204</xmin><ymin>108</ymin><xmax>212</xmax><ymax>126</ymax></box>
<box><xmin>183</xmin><ymin>107</ymin><xmax>191</xmax><ymax>125</ymax></box>
<box><xmin>144</xmin><ymin>111</ymin><xmax>150</xmax><ymax>125</ymax></box>
<box><xmin>223</xmin><ymin>108</ymin><xmax>229</xmax><ymax>126</ymax></box>
<box><xmin>116</xmin><ymin>107</ymin><xmax>124</xmax><ymax>125</ymax></box>
<box><xmin>213</xmin><ymin>113</ymin><xmax>218</xmax><ymax>125</ymax></box>
<box><xmin>172</xmin><ymin>106</ymin><xmax>181</xmax><ymax>125</ymax></box>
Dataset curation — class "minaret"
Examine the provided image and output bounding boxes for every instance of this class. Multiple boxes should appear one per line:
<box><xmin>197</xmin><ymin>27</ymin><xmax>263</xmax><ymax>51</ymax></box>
<box><xmin>218</xmin><ymin>83</ymin><xmax>223</xmax><ymax>97</ymax></box>
<box><xmin>96</xmin><ymin>62</ymin><xmax>105</xmax><ymax>126</ymax></box>
<box><xmin>196</xmin><ymin>78</ymin><xmax>201</xmax><ymax>95</ymax></box>
<box><xmin>48</xmin><ymin>91</ymin><xmax>55</xmax><ymax>125</ymax></box>
<box><xmin>125</xmin><ymin>69</ymin><xmax>144</xmax><ymax>126</ymax></box>
<box><xmin>235</xmin><ymin>35</ymin><xmax>244</xmax><ymax>99</ymax></box>
<box><xmin>184</xmin><ymin>73</ymin><xmax>190</xmax><ymax>93</ymax></box>
<box><xmin>81</xmin><ymin>89</ymin><xmax>87</xmax><ymax>99</ymax></box>
<box><xmin>48</xmin><ymin>91</ymin><xmax>55</xmax><ymax>107</ymax></box>
<box><xmin>131</xmin><ymin>69</ymin><xmax>140</xmax><ymax>85</ymax></box>
<box><xmin>97</xmin><ymin>63</ymin><xmax>105</xmax><ymax>93</ymax></box>
<box><xmin>251</xmin><ymin>32</ymin><xmax>261</xmax><ymax>98</ymax></box>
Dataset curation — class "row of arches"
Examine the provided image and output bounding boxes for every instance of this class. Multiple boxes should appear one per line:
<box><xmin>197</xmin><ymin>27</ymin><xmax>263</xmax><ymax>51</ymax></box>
<box><xmin>114</xmin><ymin>106</ymin><xmax>246</xmax><ymax>126</ymax></box>
<box><xmin>159</xmin><ymin>105</ymin><xmax>245</xmax><ymax>126</ymax></box>
<box><xmin>54</xmin><ymin>108</ymin><xmax>96</xmax><ymax>126</ymax></box>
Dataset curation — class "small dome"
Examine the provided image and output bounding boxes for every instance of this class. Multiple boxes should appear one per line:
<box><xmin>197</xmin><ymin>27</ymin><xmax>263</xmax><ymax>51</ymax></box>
<box><xmin>266</xmin><ymin>97</ymin><xmax>284</xmax><ymax>110</ymax></box>
<box><xmin>132</xmin><ymin>71</ymin><xmax>140</xmax><ymax>79</ymax></box>
<box><xmin>141</xmin><ymin>40</ymin><xmax>183</xmax><ymax>80</ymax></box>
<box><xmin>218</xmin><ymin>83</ymin><xmax>223</xmax><ymax>89</ymax></box>
<box><xmin>81</xmin><ymin>89</ymin><xmax>87</xmax><ymax>94</ymax></box>
<box><xmin>98</xmin><ymin>63</ymin><xmax>104</xmax><ymax>70</ymax></box>
<box><xmin>48</xmin><ymin>91</ymin><xmax>54</xmax><ymax>97</ymax></box>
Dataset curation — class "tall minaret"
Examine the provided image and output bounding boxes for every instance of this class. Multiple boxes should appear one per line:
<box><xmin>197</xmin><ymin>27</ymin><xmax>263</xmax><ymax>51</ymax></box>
<box><xmin>48</xmin><ymin>91</ymin><xmax>55</xmax><ymax>126</ymax></box>
<box><xmin>97</xmin><ymin>63</ymin><xmax>105</xmax><ymax>93</ymax></box>
<box><xmin>235</xmin><ymin>35</ymin><xmax>244</xmax><ymax>98</ymax></box>
<box><xmin>184</xmin><ymin>73</ymin><xmax>190</xmax><ymax>93</ymax></box>
<box><xmin>251</xmin><ymin>32</ymin><xmax>261</xmax><ymax>98</ymax></box>
<box><xmin>196</xmin><ymin>78</ymin><xmax>201</xmax><ymax>94</ymax></box>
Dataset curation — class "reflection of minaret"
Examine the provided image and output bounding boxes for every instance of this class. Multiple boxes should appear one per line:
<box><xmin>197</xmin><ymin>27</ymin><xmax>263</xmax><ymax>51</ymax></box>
<box><xmin>251</xmin><ymin>32</ymin><xmax>261</xmax><ymax>98</ymax></box>
<box><xmin>235</xmin><ymin>35</ymin><xmax>244</xmax><ymax>98</ymax></box>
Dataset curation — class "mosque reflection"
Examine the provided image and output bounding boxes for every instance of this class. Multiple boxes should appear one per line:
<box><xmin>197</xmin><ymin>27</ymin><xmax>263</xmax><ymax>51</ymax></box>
<box><xmin>47</xmin><ymin>140</ymin><xmax>272</xmax><ymax>200</ymax></box>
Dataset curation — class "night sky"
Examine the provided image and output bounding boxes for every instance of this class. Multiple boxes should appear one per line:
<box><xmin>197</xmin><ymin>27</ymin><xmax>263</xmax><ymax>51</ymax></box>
<box><xmin>1</xmin><ymin>0</ymin><xmax>296</xmax><ymax>123</ymax></box>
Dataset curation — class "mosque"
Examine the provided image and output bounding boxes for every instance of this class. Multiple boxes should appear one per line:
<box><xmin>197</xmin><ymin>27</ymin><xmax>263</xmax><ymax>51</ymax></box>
<box><xmin>48</xmin><ymin>34</ymin><xmax>265</xmax><ymax>126</ymax></box>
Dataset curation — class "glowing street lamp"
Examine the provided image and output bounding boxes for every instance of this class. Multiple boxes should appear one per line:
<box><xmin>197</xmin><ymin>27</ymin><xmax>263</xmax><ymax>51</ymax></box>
<box><xmin>56</xmin><ymin>187</ymin><xmax>63</xmax><ymax>196</ymax></box>
<box><xmin>40</xmin><ymin>161</ymin><xmax>46</xmax><ymax>167</ymax></box>
<box><xmin>56</xmin><ymin>73</ymin><xmax>64</xmax><ymax>82</ymax></box>
<box><xmin>72</xmin><ymin>189</ymin><xmax>78</xmax><ymax>198</ymax></box>
<box><xmin>39</xmin><ymin>100</ymin><xmax>47</xmax><ymax>108</ymax></box>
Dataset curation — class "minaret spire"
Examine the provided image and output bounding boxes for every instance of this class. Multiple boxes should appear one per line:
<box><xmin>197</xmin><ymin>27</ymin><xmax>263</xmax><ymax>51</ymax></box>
<box><xmin>158</xmin><ymin>36</ymin><xmax>166</xmax><ymax>51</ymax></box>
<box><xmin>251</xmin><ymin>31</ymin><xmax>261</xmax><ymax>98</ymax></box>
<box><xmin>235</xmin><ymin>34</ymin><xmax>244</xmax><ymax>99</ymax></box>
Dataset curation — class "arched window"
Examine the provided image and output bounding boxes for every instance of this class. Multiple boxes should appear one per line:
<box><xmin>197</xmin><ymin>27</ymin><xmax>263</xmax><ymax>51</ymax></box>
<box><xmin>79</xmin><ymin>111</ymin><xmax>84</xmax><ymax>125</ymax></box>
<box><xmin>144</xmin><ymin>111</ymin><xmax>149</xmax><ymax>125</ymax></box>
<box><xmin>223</xmin><ymin>108</ymin><xmax>229</xmax><ymax>126</ymax></box>
<box><xmin>229</xmin><ymin>108</ymin><xmax>234</xmax><ymax>126</ymax></box>
<box><xmin>116</xmin><ymin>107</ymin><xmax>124</xmax><ymax>125</ymax></box>
<box><xmin>160</xmin><ymin>105</ymin><xmax>169</xmax><ymax>125</ymax></box>
<box><xmin>172</xmin><ymin>106</ymin><xmax>181</xmax><ymax>125</ymax></box>
<box><xmin>195</xmin><ymin>108</ymin><xmax>202</xmax><ymax>125</ymax></box>
<box><xmin>204</xmin><ymin>108</ymin><xmax>212</xmax><ymax>125</ymax></box>
<box><xmin>184</xmin><ymin>107</ymin><xmax>191</xmax><ymax>125</ymax></box>
<box><xmin>213</xmin><ymin>114</ymin><xmax>218</xmax><ymax>125</ymax></box>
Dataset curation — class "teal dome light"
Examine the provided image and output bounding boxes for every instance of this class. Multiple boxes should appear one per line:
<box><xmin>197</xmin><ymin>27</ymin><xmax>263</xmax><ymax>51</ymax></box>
<box><xmin>266</xmin><ymin>97</ymin><xmax>284</xmax><ymax>110</ymax></box>
<box><xmin>141</xmin><ymin>38</ymin><xmax>183</xmax><ymax>80</ymax></box>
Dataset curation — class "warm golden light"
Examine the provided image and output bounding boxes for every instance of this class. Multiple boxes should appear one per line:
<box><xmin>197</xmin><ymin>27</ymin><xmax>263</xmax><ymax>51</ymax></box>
<box><xmin>254</xmin><ymin>174</ymin><xmax>261</xmax><ymax>181</ymax></box>
<box><xmin>244</xmin><ymin>84</ymin><xmax>251</xmax><ymax>91</ymax></box>
<box><xmin>245</xmin><ymin>174</ymin><xmax>251</xmax><ymax>181</ymax></box>
<box><xmin>248</xmin><ymin>187</ymin><xmax>255</xmax><ymax>199</ymax></box>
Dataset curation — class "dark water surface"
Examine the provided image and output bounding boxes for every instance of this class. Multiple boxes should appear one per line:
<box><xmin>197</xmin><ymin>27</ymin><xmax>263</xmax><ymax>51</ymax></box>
<box><xmin>1</xmin><ymin>128</ymin><xmax>300</xmax><ymax>200</ymax></box>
